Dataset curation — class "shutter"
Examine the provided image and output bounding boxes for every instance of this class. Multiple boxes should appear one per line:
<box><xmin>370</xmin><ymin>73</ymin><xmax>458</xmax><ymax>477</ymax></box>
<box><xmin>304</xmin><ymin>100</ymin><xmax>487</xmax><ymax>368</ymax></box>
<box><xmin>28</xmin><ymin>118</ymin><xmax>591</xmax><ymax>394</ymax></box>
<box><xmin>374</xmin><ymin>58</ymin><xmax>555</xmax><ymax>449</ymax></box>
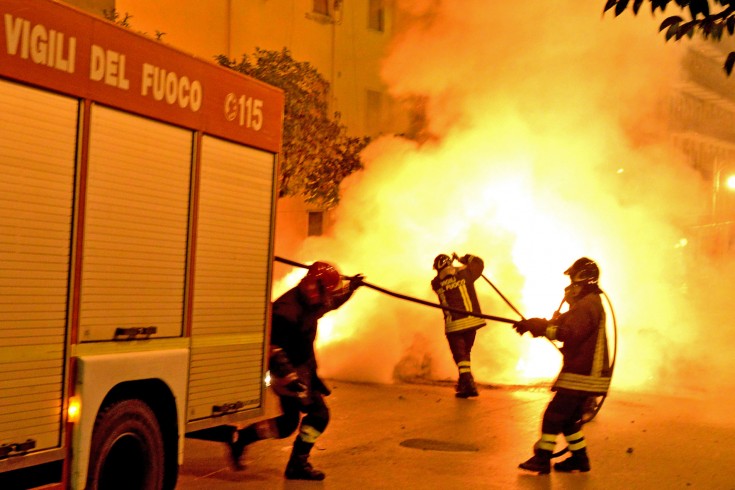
<box><xmin>187</xmin><ymin>135</ymin><xmax>275</xmax><ymax>421</ymax></box>
<box><xmin>79</xmin><ymin>106</ymin><xmax>192</xmax><ymax>341</ymax></box>
<box><xmin>0</xmin><ymin>79</ymin><xmax>77</xmax><ymax>451</ymax></box>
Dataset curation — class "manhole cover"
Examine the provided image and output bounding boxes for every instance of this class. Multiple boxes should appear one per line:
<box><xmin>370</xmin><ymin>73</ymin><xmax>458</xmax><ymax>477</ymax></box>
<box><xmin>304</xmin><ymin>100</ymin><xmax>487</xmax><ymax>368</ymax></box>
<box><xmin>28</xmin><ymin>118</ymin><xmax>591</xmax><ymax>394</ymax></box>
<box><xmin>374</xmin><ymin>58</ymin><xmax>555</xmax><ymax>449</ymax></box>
<box><xmin>399</xmin><ymin>438</ymin><xmax>479</xmax><ymax>452</ymax></box>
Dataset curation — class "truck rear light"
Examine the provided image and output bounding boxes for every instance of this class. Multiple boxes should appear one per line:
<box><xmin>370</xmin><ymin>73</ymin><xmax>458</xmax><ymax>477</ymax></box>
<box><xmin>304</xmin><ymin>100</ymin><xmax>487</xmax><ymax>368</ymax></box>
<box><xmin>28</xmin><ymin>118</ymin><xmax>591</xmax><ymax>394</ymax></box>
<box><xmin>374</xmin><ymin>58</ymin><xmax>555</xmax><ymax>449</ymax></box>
<box><xmin>67</xmin><ymin>396</ymin><xmax>81</xmax><ymax>424</ymax></box>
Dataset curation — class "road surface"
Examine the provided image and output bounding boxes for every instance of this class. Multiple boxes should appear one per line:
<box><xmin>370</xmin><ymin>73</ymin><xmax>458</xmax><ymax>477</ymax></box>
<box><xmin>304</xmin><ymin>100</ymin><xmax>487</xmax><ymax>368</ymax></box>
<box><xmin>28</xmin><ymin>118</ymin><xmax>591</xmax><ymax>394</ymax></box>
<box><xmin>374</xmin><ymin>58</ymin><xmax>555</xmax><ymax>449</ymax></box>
<box><xmin>178</xmin><ymin>380</ymin><xmax>735</xmax><ymax>489</ymax></box>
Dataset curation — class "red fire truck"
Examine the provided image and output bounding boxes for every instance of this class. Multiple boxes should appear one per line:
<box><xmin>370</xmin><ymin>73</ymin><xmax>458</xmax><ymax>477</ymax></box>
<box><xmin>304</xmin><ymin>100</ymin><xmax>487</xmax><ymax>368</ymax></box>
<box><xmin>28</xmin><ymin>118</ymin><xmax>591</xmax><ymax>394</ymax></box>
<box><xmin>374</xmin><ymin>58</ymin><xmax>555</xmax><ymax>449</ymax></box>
<box><xmin>0</xmin><ymin>0</ymin><xmax>284</xmax><ymax>487</ymax></box>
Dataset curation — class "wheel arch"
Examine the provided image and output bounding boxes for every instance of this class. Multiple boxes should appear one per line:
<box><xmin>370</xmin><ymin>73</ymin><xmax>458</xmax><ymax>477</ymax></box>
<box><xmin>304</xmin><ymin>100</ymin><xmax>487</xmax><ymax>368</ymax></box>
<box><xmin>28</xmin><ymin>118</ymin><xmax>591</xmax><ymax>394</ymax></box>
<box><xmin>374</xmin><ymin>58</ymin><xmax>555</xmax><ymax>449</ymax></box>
<box><xmin>72</xmin><ymin>349</ymin><xmax>189</xmax><ymax>489</ymax></box>
<box><xmin>96</xmin><ymin>379</ymin><xmax>179</xmax><ymax>490</ymax></box>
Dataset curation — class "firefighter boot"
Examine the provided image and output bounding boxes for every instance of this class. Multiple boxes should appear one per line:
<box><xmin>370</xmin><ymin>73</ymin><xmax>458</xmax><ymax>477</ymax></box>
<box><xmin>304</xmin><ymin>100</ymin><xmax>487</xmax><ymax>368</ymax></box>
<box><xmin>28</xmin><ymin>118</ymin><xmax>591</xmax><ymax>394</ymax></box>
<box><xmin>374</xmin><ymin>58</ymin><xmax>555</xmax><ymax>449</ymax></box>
<box><xmin>227</xmin><ymin>426</ymin><xmax>259</xmax><ymax>471</ymax></box>
<box><xmin>554</xmin><ymin>448</ymin><xmax>591</xmax><ymax>473</ymax></box>
<box><xmin>518</xmin><ymin>449</ymin><xmax>552</xmax><ymax>474</ymax></box>
<box><xmin>227</xmin><ymin>437</ymin><xmax>246</xmax><ymax>471</ymax></box>
<box><xmin>285</xmin><ymin>454</ymin><xmax>325</xmax><ymax>481</ymax></box>
<box><xmin>455</xmin><ymin>373</ymin><xmax>478</xmax><ymax>398</ymax></box>
<box><xmin>285</xmin><ymin>437</ymin><xmax>325</xmax><ymax>481</ymax></box>
<box><xmin>466</xmin><ymin>373</ymin><xmax>479</xmax><ymax>397</ymax></box>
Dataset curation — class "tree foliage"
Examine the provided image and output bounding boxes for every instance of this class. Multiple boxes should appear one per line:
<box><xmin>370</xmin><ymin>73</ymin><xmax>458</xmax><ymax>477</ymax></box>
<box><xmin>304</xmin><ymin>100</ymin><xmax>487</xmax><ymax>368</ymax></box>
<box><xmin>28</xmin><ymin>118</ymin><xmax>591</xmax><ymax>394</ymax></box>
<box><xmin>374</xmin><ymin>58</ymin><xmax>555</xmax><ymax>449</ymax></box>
<box><xmin>102</xmin><ymin>9</ymin><xmax>166</xmax><ymax>40</ymax></box>
<box><xmin>216</xmin><ymin>48</ymin><xmax>370</xmax><ymax>208</ymax></box>
<box><xmin>604</xmin><ymin>0</ymin><xmax>735</xmax><ymax>74</ymax></box>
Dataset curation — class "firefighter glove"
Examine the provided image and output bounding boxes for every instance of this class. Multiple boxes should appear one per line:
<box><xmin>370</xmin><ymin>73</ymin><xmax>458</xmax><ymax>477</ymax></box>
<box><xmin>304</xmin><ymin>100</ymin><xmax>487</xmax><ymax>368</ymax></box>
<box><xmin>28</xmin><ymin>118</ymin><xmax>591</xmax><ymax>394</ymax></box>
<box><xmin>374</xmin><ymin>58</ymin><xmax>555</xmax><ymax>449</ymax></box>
<box><xmin>527</xmin><ymin>318</ymin><xmax>550</xmax><ymax>337</ymax></box>
<box><xmin>456</xmin><ymin>253</ymin><xmax>471</xmax><ymax>265</ymax></box>
<box><xmin>349</xmin><ymin>274</ymin><xmax>365</xmax><ymax>291</ymax></box>
<box><xmin>285</xmin><ymin>379</ymin><xmax>307</xmax><ymax>394</ymax></box>
<box><xmin>513</xmin><ymin>318</ymin><xmax>549</xmax><ymax>337</ymax></box>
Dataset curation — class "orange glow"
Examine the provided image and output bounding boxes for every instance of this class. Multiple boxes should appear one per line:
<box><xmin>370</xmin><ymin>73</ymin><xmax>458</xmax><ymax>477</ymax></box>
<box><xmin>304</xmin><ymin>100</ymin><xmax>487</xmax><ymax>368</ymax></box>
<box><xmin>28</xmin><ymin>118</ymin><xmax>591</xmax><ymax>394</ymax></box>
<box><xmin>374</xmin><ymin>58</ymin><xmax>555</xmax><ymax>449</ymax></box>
<box><xmin>726</xmin><ymin>174</ymin><xmax>735</xmax><ymax>191</ymax></box>
<box><xmin>272</xmin><ymin>268</ymin><xmax>307</xmax><ymax>298</ymax></box>
<box><xmin>515</xmin><ymin>341</ymin><xmax>561</xmax><ymax>381</ymax></box>
<box><xmin>272</xmin><ymin>2</ymin><xmax>735</xmax><ymax>398</ymax></box>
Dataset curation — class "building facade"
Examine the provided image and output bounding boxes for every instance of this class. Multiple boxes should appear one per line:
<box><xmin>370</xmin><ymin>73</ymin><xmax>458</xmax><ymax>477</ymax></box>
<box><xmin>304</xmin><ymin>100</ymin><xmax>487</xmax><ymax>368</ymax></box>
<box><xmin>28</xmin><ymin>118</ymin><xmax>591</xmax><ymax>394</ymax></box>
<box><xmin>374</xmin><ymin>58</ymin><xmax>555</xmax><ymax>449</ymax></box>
<box><xmin>65</xmin><ymin>0</ymin><xmax>411</xmax><ymax>262</ymax></box>
<box><xmin>670</xmin><ymin>39</ymin><xmax>735</xmax><ymax>256</ymax></box>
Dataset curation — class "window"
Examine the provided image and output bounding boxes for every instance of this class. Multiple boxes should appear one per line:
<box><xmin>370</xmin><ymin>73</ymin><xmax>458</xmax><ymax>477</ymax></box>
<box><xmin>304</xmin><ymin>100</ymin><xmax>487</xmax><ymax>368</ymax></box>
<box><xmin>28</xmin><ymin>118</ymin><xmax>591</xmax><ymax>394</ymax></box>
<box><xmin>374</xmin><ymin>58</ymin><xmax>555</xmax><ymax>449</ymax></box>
<box><xmin>308</xmin><ymin>211</ymin><xmax>324</xmax><ymax>236</ymax></box>
<box><xmin>369</xmin><ymin>0</ymin><xmax>384</xmax><ymax>32</ymax></box>
<box><xmin>313</xmin><ymin>0</ymin><xmax>329</xmax><ymax>16</ymax></box>
<box><xmin>365</xmin><ymin>89</ymin><xmax>384</xmax><ymax>136</ymax></box>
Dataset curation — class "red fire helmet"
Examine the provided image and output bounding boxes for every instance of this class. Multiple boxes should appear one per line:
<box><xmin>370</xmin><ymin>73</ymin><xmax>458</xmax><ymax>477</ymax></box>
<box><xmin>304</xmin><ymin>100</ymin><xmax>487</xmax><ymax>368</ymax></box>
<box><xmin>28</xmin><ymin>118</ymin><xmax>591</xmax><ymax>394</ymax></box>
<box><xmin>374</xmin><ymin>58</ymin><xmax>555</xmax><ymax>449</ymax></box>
<box><xmin>298</xmin><ymin>261</ymin><xmax>342</xmax><ymax>305</ymax></box>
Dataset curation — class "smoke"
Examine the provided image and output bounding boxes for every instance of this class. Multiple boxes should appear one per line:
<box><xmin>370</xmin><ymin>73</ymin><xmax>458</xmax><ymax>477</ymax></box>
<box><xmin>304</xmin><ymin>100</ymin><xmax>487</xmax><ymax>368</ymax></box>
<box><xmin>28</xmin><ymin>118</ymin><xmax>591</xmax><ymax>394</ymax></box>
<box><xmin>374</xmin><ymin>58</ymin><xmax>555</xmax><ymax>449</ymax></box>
<box><xmin>280</xmin><ymin>1</ymin><xmax>735</xmax><ymax>397</ymax></box>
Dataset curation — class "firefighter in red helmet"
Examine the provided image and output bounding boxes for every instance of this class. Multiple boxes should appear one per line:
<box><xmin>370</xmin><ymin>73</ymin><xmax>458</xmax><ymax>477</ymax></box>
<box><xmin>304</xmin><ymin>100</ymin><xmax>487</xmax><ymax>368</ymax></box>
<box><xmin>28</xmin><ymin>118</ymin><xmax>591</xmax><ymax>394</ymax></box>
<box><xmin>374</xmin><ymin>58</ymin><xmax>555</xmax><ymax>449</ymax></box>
<box><xmin>513</xmin><ymin>257</ymin><xmax>611</xmax><ymax>474</ymax></box>
<box><xmin>226</xmin><ymin>261</ymin><xmax>364</xmax><ymax>480</ymax></box>
<box><xmin>431</xmin><ymin>253</ymin><xmax>486</xmax><ymax>398</ymax></box>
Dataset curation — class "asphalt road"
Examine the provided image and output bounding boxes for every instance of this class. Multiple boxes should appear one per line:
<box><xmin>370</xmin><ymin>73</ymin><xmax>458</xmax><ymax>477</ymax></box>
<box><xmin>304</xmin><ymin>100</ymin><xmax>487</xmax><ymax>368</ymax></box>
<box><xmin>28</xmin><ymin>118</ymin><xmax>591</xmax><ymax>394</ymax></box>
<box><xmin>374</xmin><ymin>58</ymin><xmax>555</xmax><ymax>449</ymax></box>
<box><xmin>177</xmin><ymin>380</ymin><xmax>735</xmax><ymax>489</ymax></box>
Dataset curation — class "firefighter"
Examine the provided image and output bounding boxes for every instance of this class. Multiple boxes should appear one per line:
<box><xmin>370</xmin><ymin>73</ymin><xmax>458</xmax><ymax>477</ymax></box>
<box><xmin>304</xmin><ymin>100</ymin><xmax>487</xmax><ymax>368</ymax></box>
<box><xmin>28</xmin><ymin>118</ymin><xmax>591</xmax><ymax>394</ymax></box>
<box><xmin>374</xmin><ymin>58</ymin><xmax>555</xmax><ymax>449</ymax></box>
<box><xmin>513</xmin><ymin>257</ymin><xmax>611</xmax><ymax>474</ymax></box>
<box><xmin>431</xmin><ymin>253</ymin><xmax>486</xmax><ymax>398</ymax></box>
<box><xmin>226</xmin><ymin>261</ymin><xmax>364</xmax><ymax>480</ymax></box>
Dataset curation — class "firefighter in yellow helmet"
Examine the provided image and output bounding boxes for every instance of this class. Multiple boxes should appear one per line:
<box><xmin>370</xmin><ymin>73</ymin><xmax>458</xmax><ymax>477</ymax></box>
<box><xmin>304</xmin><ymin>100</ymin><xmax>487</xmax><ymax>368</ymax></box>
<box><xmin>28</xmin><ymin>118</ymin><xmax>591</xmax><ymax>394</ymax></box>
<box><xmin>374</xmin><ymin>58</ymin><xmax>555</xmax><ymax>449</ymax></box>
<box><xmin>431</xmin><ymin>253</ymin><xmax>486</xmax><ymax>398</ymax></box>
<box><xmin>226</xmin><ymin>261</ymin><xmax>364</xmax><ymax>480</ymax></box>
<box><xmin>513</xmin><ymin>257</ymin><xmax>611</xmax><ymax>474</ymax></box>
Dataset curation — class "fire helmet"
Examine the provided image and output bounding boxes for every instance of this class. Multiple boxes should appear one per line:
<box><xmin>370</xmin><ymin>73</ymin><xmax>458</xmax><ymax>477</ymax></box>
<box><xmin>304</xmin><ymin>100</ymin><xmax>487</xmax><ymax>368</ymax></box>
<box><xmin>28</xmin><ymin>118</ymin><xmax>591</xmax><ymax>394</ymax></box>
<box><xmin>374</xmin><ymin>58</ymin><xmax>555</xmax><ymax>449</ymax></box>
<box><xmin>433</xmin><ymin>254</ymin><xmax>452</xmax><ymax>271</ymax></box>
<box><xmin>298</xmin><ymin>261</ymin><xmax>342</xmax><ymax>305</ymax></box>
<box><xmin>564</xmin><ymin>257</ymin><xmax>599</xmax><ymax>286</ymax></box>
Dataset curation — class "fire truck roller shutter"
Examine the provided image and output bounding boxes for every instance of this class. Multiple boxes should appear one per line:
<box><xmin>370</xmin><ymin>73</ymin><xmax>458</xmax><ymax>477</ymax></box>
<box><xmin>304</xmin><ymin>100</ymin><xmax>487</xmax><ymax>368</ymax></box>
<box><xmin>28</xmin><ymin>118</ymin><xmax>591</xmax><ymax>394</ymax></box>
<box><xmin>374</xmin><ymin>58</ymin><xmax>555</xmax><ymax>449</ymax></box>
<box><xmin>79</xmin><ymin>105</ymin><xmax>192</xmax><ymax>342</ymax></box>
<box><xmin>0</xmin><ymin>78</ymin><xmax>77</xmax><ymax>458</ymax></box>
<box><xmin>187</xmin><ymin>136</ymin><xmax>277</xmax><ymax>422</ymax></box>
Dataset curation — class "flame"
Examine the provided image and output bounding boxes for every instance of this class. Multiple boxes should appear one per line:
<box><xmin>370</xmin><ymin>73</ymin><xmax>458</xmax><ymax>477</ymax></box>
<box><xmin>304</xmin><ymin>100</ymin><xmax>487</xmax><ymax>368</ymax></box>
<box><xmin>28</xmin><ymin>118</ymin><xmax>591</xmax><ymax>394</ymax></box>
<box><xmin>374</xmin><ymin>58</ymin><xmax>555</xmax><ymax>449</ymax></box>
<box><xmin>272</xmin><ymin>268</ymin><xmax>306</xmax><ymax>299</ymax></box>
<box><xmin>516</xmin><ymin>341</ymin><xmax>561</xmax><ymax>381</ymax></box>
<box><xmin>271</xmin><ymin>1</ymin><xmax>735</xmax><ymax>399</ymax></box>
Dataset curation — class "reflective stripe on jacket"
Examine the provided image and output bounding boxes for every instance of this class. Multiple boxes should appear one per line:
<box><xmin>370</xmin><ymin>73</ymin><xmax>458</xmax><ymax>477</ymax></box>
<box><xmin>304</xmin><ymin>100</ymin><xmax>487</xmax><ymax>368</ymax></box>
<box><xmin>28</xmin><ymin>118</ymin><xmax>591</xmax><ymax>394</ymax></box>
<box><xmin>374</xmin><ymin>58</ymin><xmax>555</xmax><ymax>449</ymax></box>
<box><xmin>549</xmin><ymin>292</ymin><xmax>611</xmax><ymax>396</ymax></box>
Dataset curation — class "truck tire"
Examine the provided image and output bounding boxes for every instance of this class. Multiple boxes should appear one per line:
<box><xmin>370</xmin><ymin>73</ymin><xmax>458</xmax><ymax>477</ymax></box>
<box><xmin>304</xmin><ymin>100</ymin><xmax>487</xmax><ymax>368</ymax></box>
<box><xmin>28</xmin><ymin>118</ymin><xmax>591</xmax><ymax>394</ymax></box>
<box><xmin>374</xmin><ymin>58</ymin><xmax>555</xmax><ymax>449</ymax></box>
<box><xmin>86</xmin><ymin>399</ymin><xmax>165</xmax><ymax>490</ymax></box>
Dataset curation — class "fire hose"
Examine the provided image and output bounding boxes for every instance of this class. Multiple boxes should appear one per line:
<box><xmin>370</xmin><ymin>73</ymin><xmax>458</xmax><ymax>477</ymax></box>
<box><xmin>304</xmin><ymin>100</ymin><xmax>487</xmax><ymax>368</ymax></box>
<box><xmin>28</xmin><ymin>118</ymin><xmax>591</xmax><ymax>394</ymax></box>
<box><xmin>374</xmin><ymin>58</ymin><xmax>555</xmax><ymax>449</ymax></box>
<box><xmin>274</xmin><ymin>255</ymin><xmax>617</xmax><ymax>453</ymax></box>
<box><xmin>274</xmin><ymin>256</ymin><xmax>518</xmax><ymax>325</ymax></box>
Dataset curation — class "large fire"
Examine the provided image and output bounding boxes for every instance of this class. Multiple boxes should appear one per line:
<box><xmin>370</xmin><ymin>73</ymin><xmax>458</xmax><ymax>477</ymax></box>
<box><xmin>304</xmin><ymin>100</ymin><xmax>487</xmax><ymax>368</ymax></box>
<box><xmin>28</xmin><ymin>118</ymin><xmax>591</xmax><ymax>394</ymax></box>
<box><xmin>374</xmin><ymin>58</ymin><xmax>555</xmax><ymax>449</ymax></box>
<box><xmin>273</xmin><ymin>1</ymin><xmax>735</xmax><ymax>398</ymax></box>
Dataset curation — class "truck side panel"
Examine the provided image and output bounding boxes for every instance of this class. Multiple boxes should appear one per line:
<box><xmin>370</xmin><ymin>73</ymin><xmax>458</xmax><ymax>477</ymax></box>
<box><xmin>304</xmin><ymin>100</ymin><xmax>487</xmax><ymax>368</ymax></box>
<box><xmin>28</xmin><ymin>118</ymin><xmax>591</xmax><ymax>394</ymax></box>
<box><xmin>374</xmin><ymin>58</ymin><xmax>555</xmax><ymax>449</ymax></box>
<box><xmin>0</xmin><ymin>0</ymin><xmax>284</xmax><ymax>486</ymax></box>
<box><xmin>0</xmin><ymin>79</ymin><xmax>76</xmax><ymax>466</ymax></box>
<box><xmin>187</xmin><ymin>137</ymin><xmax>276</xmax><ymax>424</ymax></box>
<box><xmin>80</xmin><ymin>105</ymin><xmax>192</xmax><ymax>342</ymax></box>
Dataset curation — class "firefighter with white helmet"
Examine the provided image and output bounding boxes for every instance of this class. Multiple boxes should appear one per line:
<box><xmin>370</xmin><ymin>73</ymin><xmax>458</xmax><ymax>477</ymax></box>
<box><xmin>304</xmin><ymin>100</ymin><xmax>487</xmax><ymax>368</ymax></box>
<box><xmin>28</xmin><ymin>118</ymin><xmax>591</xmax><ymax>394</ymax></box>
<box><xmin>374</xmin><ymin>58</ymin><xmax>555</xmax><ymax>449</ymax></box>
<box><xmin>431</xmin><ymin>253</ymin><xmax>487</xmax><ymax>398</ymax></box>
<box><xmin>513</xmin><ymin>257</ymin><xmax>611</xmax><ymax>474</ymax></box>
<box><xmin>227</xmin><ymin>261</ymin><xmax>364</xmax><ymax>480</ymax></box>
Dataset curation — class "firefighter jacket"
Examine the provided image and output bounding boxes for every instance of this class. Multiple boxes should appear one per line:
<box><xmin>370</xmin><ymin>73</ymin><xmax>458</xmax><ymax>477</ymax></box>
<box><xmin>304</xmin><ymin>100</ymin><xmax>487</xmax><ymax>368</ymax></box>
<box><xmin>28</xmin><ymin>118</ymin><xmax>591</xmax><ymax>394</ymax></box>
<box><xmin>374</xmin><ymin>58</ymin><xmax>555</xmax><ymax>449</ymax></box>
<box><xmin>268</xmin><ymin>284</ymin><xmax>355</xmax><ymax>396</ymax></box>
<box><xmin>546</xmin><ymin>292</ymin><xmax>611</xmax><ymax>396</ymax></box>
<box><xmin>431</xmin><ymin>255</ymin><xmax>486</xmax><ymax>334</ymax></box>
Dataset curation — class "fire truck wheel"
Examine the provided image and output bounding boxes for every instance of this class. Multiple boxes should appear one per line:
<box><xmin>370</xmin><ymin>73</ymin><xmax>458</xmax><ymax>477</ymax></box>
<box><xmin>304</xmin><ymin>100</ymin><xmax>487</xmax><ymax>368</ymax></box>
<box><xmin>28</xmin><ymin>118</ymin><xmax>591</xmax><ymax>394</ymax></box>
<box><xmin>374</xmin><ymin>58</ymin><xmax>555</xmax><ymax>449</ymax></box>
<box><xmin>86</xmin><ymin>398</ymin><xmax>165</xmax><ymax>490</ymax></box>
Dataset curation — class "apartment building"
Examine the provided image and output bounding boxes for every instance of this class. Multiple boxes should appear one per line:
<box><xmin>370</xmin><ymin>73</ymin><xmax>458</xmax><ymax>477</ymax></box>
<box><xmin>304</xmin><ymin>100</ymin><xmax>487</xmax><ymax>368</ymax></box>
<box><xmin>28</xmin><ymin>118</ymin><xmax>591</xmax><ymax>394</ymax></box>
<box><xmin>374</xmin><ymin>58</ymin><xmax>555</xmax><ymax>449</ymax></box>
<box><xmin>669</xmin><ymin>39</ymin><xmax>735</xmax><ymax>256</ymax></box>
<box><xmin>65</xmin><ymin>0</ymin><xmax>411</xmax><ymax>260</ymax></box>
